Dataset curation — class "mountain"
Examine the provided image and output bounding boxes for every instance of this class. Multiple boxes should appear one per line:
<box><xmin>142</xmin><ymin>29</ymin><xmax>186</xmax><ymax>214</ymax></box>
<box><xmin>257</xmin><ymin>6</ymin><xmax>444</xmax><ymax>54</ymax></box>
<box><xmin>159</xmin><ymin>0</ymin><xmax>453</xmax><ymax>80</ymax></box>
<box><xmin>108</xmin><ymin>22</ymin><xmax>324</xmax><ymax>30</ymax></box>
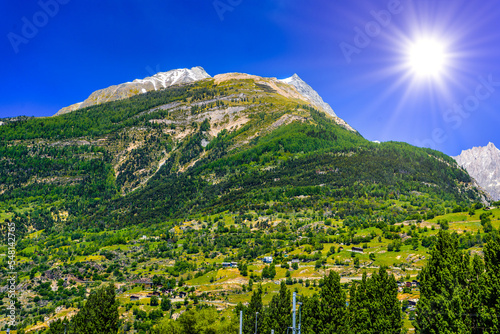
<box><xmin>0</xmin><ymin>66</ymin><xmax>494</xmax><ymax>334</ymax></box>
<box><xmin>0</xmin><ymin>67</ymin><xmax>485</xmax><ymax>231</ymax></box>
<box><xmin>54</xmin><ymin>66</ymin><xmax>211</xmax><ymax>116</ymax></box>
<box><xmin>454</xmin><ymin>142</ymin><xmax>500</xmax><ymax>200</ymax></box>
<box><xmin>280</xmin><ymin>74</ymin><xmax>355</xmax><ymax>132</ymax></box>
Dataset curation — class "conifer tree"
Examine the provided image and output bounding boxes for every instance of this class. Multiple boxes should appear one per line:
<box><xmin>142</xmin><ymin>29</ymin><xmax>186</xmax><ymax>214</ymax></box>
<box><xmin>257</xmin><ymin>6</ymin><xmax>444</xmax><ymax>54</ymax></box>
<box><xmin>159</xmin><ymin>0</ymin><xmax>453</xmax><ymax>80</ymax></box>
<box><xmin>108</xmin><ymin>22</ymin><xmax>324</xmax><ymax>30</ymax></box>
<box><xmin>319</xmin><ymin>270</ymin><xmax>347</xmax><ymax>334</ymax></box>
<box><xmin>348</xmin><ymin>268</ymin><xmax>401</xmax><ymax>334</ymax></box>
<box><xmin>347</xmin><ymin>273</ymin><xmax>371</xmax><ymax>334</ymax></box>
<box><xmin>415</xmin><ymin>230</ymin><xmax>481</xmax><ymax>334</ymax></box>
<box><xmin>300</xmin><ymin>294</ymin><xmax>322</xmax><ymax>334</ymax></box>
<box><xmin>481</xmin><ymin>232</ymin><xmax>500</xmax><ymax>333</ymax></box>
<box><xmin>242</xmin><ymin>285</ymin><xmax>263</xmax><ymax>334</ymax></box>
<box><xmin>262</xmin><ymin>281</ymin><xmax>291</xmax><ymax>334</ymax></box>
<box><xmin>70</xmin><ymin>283</ymin><xmax>119</xmax><ymax>334</ymax></box>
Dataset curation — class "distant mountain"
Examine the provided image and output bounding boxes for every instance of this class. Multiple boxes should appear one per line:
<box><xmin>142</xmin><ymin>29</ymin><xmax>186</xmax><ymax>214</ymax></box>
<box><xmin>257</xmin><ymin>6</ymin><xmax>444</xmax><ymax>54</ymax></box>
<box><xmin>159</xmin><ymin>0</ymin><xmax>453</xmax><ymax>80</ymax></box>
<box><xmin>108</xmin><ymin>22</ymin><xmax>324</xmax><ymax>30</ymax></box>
<box><xmin>454</xmin><ymin>142</ymin><xmax>500</xmax><ymax>201</ymax></box>
<box><xmin>54</xmin><ymin>66</ymin><xmax>211</xmax><ymax>116</ymax></box>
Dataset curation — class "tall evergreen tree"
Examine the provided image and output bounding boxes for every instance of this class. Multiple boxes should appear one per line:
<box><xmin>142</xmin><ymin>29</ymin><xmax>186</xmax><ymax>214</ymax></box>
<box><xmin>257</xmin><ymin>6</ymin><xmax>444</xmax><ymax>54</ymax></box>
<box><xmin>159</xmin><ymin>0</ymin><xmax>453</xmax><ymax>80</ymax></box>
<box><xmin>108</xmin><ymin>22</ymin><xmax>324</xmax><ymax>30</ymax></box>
<box><xmin>348</xmin><ymin>268</ymin><xmax>402</xmax><ymax>334</ymax></box>
<box><xmin>319</xmin><ymin>270</ymin><xmax>347</xmax><ymax>334</ymax></box>
<box><xmin>367</xmin><ymin>267</ymin><xmax>402</xmax><ymax>333</ymax></box>
<box><xmin>481</xmin><ymin>232</ymin><xmax>500</xmax><ymax>333</ymax></box>
<box><xmin>300</xmin><ymin>294</ymin><xmax>322</xmax><ymax>334</ymax></box>
<box><xmin>70</xmin><ymin>283</ymin><xmax>119</xmax><ymax>334</ymax></box>
<box><xmin>347</xmin><ymin>273</ymin><xmax>372</xmax><ymax>334</ymax></box>
<box><xmin>242</xmin><ymin>285</ymin><xmax>263</xmax><ymax>334</ymax></box>
<box><xmin>415</xmin><ymin>230</ymin><xmax>481</xmax><ymax>334</ymax></box>
<box><xmin>262</xmin><ymin>281</ymin><xmax>291</xmax><ymax>334</ymax></box>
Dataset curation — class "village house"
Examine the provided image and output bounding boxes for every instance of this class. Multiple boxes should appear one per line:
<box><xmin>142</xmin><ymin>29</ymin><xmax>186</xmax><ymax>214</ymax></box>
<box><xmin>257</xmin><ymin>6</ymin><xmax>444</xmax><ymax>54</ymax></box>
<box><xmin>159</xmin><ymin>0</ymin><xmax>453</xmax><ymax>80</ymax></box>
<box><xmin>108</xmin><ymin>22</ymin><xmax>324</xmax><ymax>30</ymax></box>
<box><xmin>263</xmin><ymin>256</ymin><xmax>273</xmax><ymax>264</ymax></box>
<box><xmin>351</xmin><ymin>247</ymin><xmax>364</xmax><ymax>253</ymax></box>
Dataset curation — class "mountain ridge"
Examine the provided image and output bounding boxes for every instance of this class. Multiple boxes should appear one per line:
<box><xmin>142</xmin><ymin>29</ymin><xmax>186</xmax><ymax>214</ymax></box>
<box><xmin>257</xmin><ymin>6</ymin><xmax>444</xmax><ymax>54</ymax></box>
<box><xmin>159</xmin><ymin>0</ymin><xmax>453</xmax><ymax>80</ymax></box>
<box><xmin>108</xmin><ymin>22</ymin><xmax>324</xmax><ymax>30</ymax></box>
<box><xmin>54</xmin><ymin>66</ymin><xmax>211</xmax><ymax>116</ymax></box>
<box><xmin>53</xmin><ymin>66</ymin><xmax>356</xmax><ymax>132</ymax></box>
<box><xmin>454</xmin><ymin>142</ymin><xmax>500</xmax><ymax>200</ymax></box>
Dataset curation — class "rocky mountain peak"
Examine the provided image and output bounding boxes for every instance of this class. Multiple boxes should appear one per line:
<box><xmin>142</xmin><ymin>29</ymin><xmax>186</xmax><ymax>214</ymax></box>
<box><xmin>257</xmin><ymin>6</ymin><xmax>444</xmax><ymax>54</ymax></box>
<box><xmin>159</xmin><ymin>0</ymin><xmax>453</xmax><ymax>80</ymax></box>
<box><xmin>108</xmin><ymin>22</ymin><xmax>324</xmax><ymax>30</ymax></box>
<box><xmin>454</xmin><ymin>142</ymin><xmax>500</xmax><ymax>200</ymax></box>
<box><xmin>280</xmin><ymin>74</ymin><xmax>336</xmax><ymax>118</ymax></box>
<box><xmin>54</xmin><ymin>67</ymin><xmax>211</xmax><ymax>116</ymax></box>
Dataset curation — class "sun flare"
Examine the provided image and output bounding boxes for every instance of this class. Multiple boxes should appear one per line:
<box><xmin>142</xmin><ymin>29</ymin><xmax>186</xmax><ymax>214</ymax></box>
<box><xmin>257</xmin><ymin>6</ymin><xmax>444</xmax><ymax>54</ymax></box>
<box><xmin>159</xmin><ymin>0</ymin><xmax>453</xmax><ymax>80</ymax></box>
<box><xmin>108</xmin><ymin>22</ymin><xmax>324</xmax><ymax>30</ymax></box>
<box><xmin>407</xmin><ymin>39</ymin><xmax>447</xmax><ymax>78</ymax></box>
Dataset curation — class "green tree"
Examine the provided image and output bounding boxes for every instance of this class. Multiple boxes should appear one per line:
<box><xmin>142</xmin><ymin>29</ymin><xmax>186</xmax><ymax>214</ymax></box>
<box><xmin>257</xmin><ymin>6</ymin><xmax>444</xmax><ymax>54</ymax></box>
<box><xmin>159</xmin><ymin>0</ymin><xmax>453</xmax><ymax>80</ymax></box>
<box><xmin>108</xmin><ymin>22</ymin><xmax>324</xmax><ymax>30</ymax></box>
<box><xmin>319</xmin><ymin>270</ymin><xmax>347</xmax><ymax>334</ymax></box>
<box><xmin>70</xmin><ymin>283</ymin><xmax>119</xmax><ymax>334</ymax></box>
<box><xmin>161</xmin><ymin>296</ymin><xmax>172</xmax><ymax>311</ymax></box>
<box><xmin>301</xmin><ymin>293</ymin><xmax>322</xmax><ymax>334</ymax></box>
<box><xmin>242</xmin><ymin>285</ymin><xmax>263</xmax><ymax>334</ymax></box>
<box><xmin>151</xmin><ymin>318</ymin><xmax>182</xmax><ymax>334</ymax></box>
<box><xmin>415</xmin><ymin>230</ymin><xmax>482</xmax><ymax>334</ymax></box>
<box><xmin>348</xmin><ymin>268</ymin><xmax>402</xmax><ymax>334</ymax></box>
<box><xmin>262</xmin><ymin>281</ymin><xmax>291</xmax><ymax>334</ymax></box>
<box><xmin>46</xmin><ymin>318</ymin><xmax>70</xmax><ymax>334</ymax></box>
<box><xmin>150</xmin><ymin>295</ymin><xmax>159</xmax><ymax>306</ymax></box>
<box><xmin>481</xmin><ymin>232</ymin><xmax>500</xmax><ymax>333</ymax></box>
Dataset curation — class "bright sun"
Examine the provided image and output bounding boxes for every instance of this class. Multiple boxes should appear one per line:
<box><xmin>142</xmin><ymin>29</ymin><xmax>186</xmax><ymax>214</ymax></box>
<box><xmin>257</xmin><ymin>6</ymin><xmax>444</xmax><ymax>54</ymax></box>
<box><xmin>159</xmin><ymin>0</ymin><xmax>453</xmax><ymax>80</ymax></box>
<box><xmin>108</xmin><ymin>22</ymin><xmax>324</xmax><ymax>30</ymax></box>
<box><xmin>407</xmin><ymin>39</ymin><xmax>447</xmax><ymax>78</ymax></box>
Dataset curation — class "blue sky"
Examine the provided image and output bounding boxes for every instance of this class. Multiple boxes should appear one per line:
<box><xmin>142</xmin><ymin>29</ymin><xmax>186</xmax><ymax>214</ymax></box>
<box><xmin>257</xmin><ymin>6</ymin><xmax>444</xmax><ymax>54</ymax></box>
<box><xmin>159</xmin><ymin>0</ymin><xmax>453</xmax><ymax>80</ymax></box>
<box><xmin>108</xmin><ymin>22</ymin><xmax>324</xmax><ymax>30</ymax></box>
<box><xmin>1</xmin><ymin>0</ymin><xmax>500</xmax><ymax>156</ymax></box>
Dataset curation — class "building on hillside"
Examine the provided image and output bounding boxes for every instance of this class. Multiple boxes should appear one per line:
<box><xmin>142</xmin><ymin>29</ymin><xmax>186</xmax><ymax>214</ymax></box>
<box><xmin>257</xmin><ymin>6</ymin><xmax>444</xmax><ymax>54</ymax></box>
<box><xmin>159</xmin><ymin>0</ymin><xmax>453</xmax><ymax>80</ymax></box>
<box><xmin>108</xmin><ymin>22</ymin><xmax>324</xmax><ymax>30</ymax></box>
<box><xmin>351</xmin><ymin>247</ymin><xmax>364</xmax><ymax>253</ymax></box>
<box><xmin>263</xmin><ymin>256</ymin><xmax>273</xmax><ymax>264</ymax></box>
<box><xmin>130</xmin><ymin>295</ymin><xmax>140</xmax><ymax>301</ymax></box>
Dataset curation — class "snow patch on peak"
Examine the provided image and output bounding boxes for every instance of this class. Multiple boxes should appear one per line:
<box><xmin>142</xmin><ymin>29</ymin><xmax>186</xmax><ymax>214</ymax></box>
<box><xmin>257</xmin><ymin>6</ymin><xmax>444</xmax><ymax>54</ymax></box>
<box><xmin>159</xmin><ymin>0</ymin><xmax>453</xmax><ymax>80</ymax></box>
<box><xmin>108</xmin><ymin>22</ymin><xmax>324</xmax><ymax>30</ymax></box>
<box><xmin>54</xmin><ymin>67</ymin><xmax>211</xmax><ymax>116</ymax></box>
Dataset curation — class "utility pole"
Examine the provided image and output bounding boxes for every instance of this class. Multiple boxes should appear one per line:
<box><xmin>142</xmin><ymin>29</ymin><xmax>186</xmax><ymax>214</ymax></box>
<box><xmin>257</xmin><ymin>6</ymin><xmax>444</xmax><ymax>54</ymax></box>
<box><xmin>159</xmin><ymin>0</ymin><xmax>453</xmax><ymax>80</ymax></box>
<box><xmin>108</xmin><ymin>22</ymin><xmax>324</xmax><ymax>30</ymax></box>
<box><xmin>292</xmin><ymin>291</ymin><xmax>297</xmax><ymax>334</ymax></box>
<box><xmin>255</xmin><ymin>311</ymin><xmax>259</xmax><ymax>334</ymax></box>
<box><xmin>240</xmin><ymin>310</ymin><xmax>243</xmax><ymax>334</ymax></box>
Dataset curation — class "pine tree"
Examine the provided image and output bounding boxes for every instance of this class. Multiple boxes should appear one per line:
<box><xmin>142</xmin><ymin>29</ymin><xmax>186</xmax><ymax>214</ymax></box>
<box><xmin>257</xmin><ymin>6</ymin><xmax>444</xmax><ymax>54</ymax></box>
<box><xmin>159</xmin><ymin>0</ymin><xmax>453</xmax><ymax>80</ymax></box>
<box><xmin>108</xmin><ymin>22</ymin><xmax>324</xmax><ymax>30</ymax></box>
<box><xmin>347</xmin><ymin>273</ymin><xmax>372</xmax><ymax>334</ymax></box>
<box><xmin>300</xmin><ymin>294</ymin><xmax>322</xmax><ymax>334</ymax></box>
<box><xmin>261</xmin><ymin>281</ymin><xmax>291</xmax><ymax>334</ymax></box>
<box><xmin>242</xmin><ymin>285</ymin><xmax>263</xmax><ymax>334</ymax></box>
<box><xmin>481</xmin><ymin>232</ymin><xmax>500</xmax><ymax>333</ymax></box>
<box><xmin>319</xmin><ymin>270</ymin><xmax>347</xmax><ymax>334</ymax></box>
<box><xmin>46</xmin><ymin>318</ymin><xmax>70</xmax><ymax>334</ymax></box>
<box><xmin>367</xmin><ymin>267</ymin><xmax>402</xmax><ymax>333</ymax></box>
<box><xmin>348</xmin><ymin>268</ymin><xmax>402</xmax><ymax>334</ymax></box>
<box><xmin>70</xmin><ymin>283</ymin><xmax>119</xmax><ymax>334</ymax></box>
<box><xmin>415</xmin><ymin>230</ymin><xmax>479</xmax><ymax>334</ymax></box>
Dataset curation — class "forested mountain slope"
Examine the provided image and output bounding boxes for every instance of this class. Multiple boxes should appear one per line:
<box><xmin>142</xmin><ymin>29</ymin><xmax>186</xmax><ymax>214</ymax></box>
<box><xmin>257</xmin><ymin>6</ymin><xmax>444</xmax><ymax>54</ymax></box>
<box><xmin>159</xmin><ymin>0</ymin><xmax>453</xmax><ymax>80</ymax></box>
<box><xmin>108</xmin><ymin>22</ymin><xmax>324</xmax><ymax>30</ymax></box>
<box><xmin>0</xmin><ymin>73</ymin><xmax>486</xmax><ymax>235</ymax></box>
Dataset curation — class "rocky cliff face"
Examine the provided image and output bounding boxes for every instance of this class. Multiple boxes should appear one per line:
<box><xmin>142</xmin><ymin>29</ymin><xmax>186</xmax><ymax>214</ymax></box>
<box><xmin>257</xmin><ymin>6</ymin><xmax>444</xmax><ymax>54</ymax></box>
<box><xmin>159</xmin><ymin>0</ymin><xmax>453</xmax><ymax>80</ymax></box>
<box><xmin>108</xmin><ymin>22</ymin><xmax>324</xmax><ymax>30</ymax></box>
<box><xmin>54</xmin><ymin>67</ymin><xmax>211</xmax><ymax>116</ymax></box>
<box><xmin>454</xmin><ymin>142</ymin><xmax>500</xmax><ymax>200</ymax></box>
<box><xmin>280</xmin><ymin>74</ymin><xmax>355</xmax><ymax>132</ymax></box>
